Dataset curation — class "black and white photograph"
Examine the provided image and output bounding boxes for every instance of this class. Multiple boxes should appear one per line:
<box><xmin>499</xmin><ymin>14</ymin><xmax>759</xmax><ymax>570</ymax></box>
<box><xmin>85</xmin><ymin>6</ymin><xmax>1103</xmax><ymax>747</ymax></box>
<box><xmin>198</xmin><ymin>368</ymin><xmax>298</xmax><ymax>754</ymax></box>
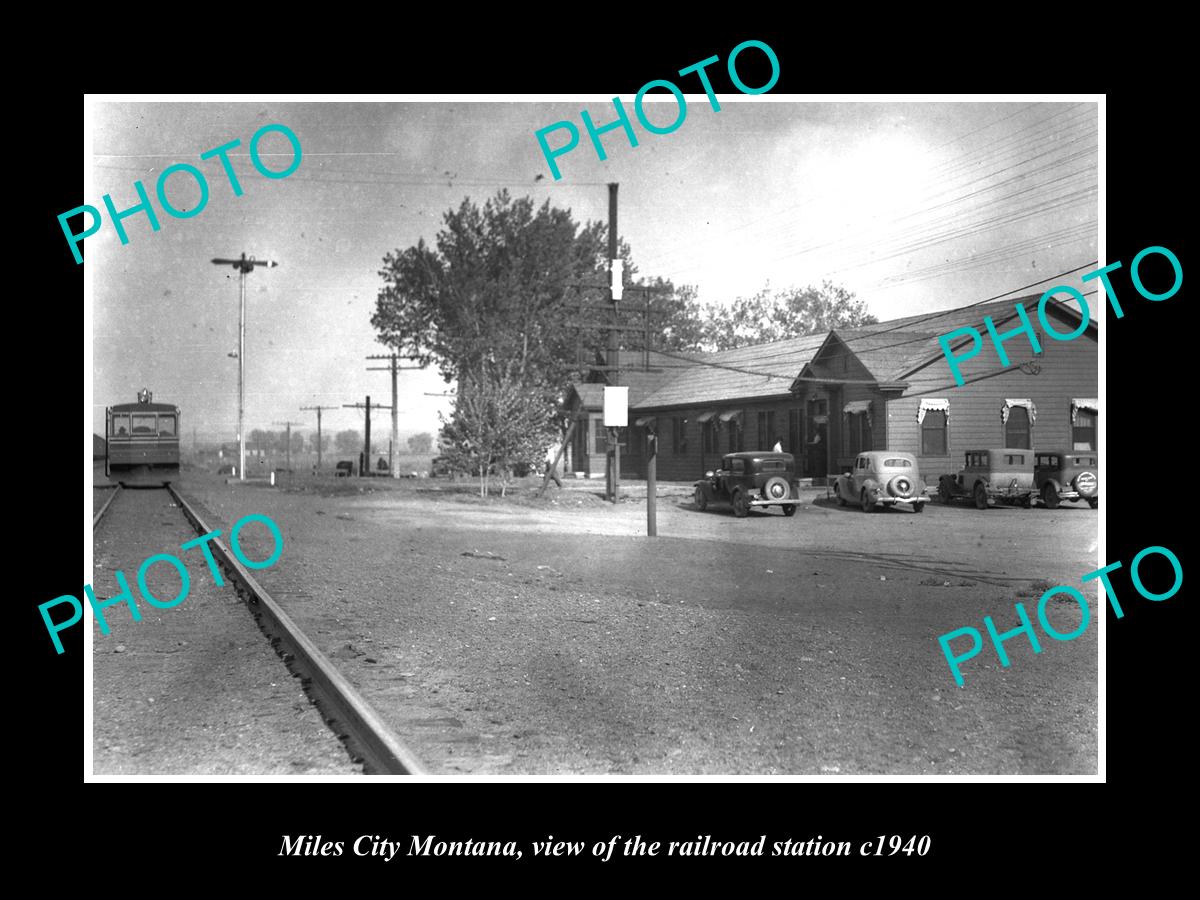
<box><xmin>81</xmin><ymin>93</ymin><xmax>1106</xmax><ymax>780</ymax></box>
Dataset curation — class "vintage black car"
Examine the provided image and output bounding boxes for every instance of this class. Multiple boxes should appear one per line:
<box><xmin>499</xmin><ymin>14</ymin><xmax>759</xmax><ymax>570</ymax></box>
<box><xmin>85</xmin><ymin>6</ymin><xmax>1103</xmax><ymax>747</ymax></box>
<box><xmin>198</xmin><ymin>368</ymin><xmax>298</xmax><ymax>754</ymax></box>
<box><xmin>1034</xmin><ymin>450</ymin><xmax>1098</xmax><ymax>509</ymax></box>
<box><xmin>694</xmin><ymin>451</ymin><xmax>800</xmax><ymax>517</ymax></box>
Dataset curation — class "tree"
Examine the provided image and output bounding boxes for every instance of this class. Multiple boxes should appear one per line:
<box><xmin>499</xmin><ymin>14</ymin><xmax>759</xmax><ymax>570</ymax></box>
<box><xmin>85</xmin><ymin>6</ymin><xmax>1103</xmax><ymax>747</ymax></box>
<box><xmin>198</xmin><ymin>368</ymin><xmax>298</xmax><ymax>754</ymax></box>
<box><xmin>309</xmin><ymin>432</ymin><xmax>331</xmax><ymax>454</ymax></box>
<box><xmin>334</xmin><ymin>429</ymin><xmax>362</xmax><ymax>455</ymax></box>
<box><xmin>701</xmin><ymin>281</ymin><xmax>877</xmax><ymax>351</ymax></box>
<box><xmin>407</xmin><ymin>432</ymin><xmax>433</xmax><ymax>454</ymax></box>
<box><xmin>373</xmin><ymin>190</ymin><xmax>623</xmax><ymax>401</ymax></box>
<box><xmin>438</xmin><ymin>363</ymin><xmax>557</xmax><ymax>498</ymax></box>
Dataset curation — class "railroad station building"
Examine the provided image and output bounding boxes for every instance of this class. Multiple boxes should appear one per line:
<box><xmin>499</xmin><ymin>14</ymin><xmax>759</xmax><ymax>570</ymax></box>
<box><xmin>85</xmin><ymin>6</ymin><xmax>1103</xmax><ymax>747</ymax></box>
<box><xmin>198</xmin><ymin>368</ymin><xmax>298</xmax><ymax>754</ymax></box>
<box><xmin>564</xmin><ymin>296</ymin><xmax>1098</xmax><ymax>483</ymax></box>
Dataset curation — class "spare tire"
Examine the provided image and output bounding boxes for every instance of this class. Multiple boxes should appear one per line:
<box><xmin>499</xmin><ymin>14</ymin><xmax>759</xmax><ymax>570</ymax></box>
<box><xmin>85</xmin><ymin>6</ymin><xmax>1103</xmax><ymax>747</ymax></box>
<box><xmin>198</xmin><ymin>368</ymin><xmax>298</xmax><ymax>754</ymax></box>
<box><xmin>1074</xmin><ymin>471</ymin><xmax>1098</xmax><ymax>497</ymax></box>
<box><xmin>889</xmin><ymin>475</ymin><xmax>913</xmax><ymax>498</ymax></box>
<box><xmin>762</xmin><ymin>475</ymin><xmax>791</xmax><ymax>502</ymax></box>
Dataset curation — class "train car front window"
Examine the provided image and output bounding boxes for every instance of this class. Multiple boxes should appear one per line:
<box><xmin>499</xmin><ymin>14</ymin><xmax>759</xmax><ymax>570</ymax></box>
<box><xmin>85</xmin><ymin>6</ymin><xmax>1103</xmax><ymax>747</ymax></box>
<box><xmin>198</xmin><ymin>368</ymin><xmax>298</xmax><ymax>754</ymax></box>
<box><xmin>111</xmin><ymin>414</ymin><xmax>130</xmax><ymax>436</ymax></box>
<box><xmin>158</xmin><ymin>414</ymin><xmax>177</xmax><ymax>436</ymax></box>
<box><xmin>131</xmin><ymin>414</ymin><xmax>155</xmax><ymax>434</ymax></box>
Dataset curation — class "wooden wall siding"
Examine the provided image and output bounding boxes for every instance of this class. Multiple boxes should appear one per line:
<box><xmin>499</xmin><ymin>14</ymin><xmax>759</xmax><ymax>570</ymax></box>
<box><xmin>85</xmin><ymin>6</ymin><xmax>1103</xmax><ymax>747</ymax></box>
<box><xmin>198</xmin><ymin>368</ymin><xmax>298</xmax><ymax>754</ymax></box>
<box><xmin>634</xmin><ymin>397</ymin><xmax>815</xmax><ymax>482</ymax></box>
<box><xmin>886</xmin><ymin>328</ymin><xmax>1097</xmax><ymax>476</ymax></box>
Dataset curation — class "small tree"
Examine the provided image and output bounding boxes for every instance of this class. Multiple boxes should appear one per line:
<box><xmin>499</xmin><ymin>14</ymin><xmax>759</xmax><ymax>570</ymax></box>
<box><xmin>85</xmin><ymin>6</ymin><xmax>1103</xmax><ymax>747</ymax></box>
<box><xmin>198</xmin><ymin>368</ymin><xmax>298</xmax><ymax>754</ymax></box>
<box><xmin>439</xmin><ymin>364</ymin><xmax>556</xmax><ymax>498</ymax></box>
<box><xmin>407</xmin><ymin>432</ymin><xmax>434</xmax><ymax>454</ymax></box>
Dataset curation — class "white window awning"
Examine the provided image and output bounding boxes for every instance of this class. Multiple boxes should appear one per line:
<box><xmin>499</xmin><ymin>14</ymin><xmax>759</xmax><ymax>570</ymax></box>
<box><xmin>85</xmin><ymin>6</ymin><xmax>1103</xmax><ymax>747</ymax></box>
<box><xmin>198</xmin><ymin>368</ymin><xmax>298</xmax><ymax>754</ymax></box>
<box><xmin>917</xmin><ymin>398</ymin><xmax>950</xmax><ymax>424</ymax></box>
<box><xmin>718</xmin><ymin>409</ymin><xmax>743</xmax><ymax>424</ymax></box>
<box><xmin>695</xmin><ymin>410</ymin><xmax>717</xmax><ymax>424</ymax></box>
<box><xmin>844</xmin><ymin>399</ymin><xmax>872</xmax><ymax>427</ymax></box>
<box><xmin>1002</xmin><ymin>398</ymin><xmax>1037</xmax><ymax>424</ymax></box>
<box><xmin>634</xmin><ymin>415</ymin><xmax>656</xmax><ymax>428</ymax></box>
<box><xmin>1071</xmin><ymin>398</ymin><xmax>1098</xmax><ymax>423</ymax></box>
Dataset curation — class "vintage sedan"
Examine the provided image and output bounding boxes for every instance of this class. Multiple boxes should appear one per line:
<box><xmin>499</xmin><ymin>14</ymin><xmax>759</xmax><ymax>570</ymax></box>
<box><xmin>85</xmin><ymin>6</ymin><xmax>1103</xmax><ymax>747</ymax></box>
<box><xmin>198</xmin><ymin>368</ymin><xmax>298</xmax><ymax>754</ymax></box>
<box><xmin>833</xmin><ymin>451</ymin><xmax>928</xmax><ymax>513</ymax></box>
<box><xmin>694</xmin><ymin>451</ymin><xmax>800</xmax><ymax>518</ymax></box>
<box><xmin>938</xmin><ymin>448</ymin><xmax>1036</xmax><ymax>509</ymax></box>
<box><xmin>1034</xmin><ymin>450</ymin><xmax>1098</xmax><ymax>509</ymax></box>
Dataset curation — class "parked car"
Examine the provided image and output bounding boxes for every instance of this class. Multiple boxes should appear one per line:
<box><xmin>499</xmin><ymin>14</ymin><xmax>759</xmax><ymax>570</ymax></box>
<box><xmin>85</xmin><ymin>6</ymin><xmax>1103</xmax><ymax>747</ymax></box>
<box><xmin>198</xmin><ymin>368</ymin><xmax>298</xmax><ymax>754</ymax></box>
<box><xmin>694</xmin><ymin>451</ymin><xmax>800</xmax><ymax>517</ymax></box>
<box><xmin>334</xmin><ymin>460</ymin><xmax>354</xmax><ymax>477</ymax></box>
<box><xmin>833</xmin><ymin>451</ymin><xmax>927</xmax><ymax>513</ymax></box>
<box><xmin>1034</xmin><ymin>450</ymin><xmax>1098</xmax><ymax>509</ymax></box>
<box><xmin>430</xmin><ymin>457</ymin><xmax>453</xmax><ymax>478</ymax></box>
<box><xmin>938</xmin><ymin>448</ymin><xmax>1036</xmax><ymax>509</ymax></box>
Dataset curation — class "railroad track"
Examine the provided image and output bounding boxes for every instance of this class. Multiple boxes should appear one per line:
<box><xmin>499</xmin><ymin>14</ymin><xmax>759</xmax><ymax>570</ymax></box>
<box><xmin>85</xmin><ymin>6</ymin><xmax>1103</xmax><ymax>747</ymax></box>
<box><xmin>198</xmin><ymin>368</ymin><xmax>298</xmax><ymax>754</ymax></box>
<box><xmin>93</xmin><ymin>485</ymin><xmax>121</xmax><ymax>528</ymax></box>
<box><xmin>92</xmin><ymin>482</ymin><xmax>426</xmax><ymax>775</ymax></box>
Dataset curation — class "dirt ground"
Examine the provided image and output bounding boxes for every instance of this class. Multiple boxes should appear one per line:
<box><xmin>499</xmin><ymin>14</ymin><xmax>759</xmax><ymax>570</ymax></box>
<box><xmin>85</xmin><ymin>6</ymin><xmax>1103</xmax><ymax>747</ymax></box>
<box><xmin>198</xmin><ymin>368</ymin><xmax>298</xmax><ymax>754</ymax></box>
<box><xmin>173</xmin><ymin>470</ymin><xmax>1098</xmax><ymax>775</ymax></box>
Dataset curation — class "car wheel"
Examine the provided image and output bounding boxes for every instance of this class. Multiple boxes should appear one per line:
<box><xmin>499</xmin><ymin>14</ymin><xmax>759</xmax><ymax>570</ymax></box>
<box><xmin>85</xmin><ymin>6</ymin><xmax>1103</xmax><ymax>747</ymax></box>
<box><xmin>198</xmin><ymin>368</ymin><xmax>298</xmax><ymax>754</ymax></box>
<box><xmin>782</xmin><ymin>504</ymin><xmax>797</xmax><ymax>517</ymax></box>
<box><xmin>763</xmin><ymin>476</ymin><xmax>791</xmax><ymax>502</ymax></box>
<box><xmin>732</xmin><ymin>490</ymin><xmax>750</xmax><ymax>518</ymax></box>
<box><xmin>694</xmin><ymin>485</ymin><xmax>708</xmax><ymax>512</ymax></box>
<box><xmin>1088</xmin><ymin>497</ymin><xmax>1098</xmax><ymax>510</ymax></box>
<box><xmin>1042</xmin><ymin>482</ymin><xmax>1060</xmax><ymax>510</ymax></box>
<box><xmin>938</xmin><ymin>479</ymin><xmax>953</xmax><ymax>502</ymax></box>
<box><xmin>835</xmin><ymin>484</ymin><xmax>847</xmax><ymax>507</ymax></box>
<box><xmin>973</xmin><ymin>483</ymin><xmax>988</xmax><ymax>510</ymax></box>
<box><xmin>860</xmin><ymin>489</ymin><xmax>875</xmax><ymax>513</ymax></box>
<box><xmin>913</xmin><ymin>502</ymin><xmax>925</xmax><ymax>514</ymax></box>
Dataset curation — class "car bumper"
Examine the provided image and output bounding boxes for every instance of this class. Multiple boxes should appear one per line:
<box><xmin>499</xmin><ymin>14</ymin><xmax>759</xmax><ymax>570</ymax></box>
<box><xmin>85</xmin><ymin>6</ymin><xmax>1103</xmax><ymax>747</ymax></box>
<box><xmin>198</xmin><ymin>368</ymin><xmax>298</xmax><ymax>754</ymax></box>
<box><xmin>877</xmin><ymin>496</ymin><xmax>926</xmax><ymax>506</ymax></box>
<box><xmin>749</xmin><ymin>498</ymin><xmax>797</xmax><ymax>507</ymax></box>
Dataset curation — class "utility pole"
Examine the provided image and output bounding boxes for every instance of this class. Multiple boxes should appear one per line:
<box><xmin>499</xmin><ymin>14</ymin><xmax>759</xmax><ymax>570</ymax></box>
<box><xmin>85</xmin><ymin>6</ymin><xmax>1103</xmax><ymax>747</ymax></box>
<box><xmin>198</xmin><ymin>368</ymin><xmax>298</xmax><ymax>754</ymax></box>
<box><xmin>300</xmin><ymin>405</ymin><xmax>337</xmax><ymax>473</ymax></box>
<box><xmin>273</xmin><ymin>420</ymin><xmax>302</xmax><ymax>473</ymax></box>
<box><xmin>344</xmin><ymin>397</ymin><xmax>392</xmax><ymax>477</ymax></box>
<box><xmin>607</xmin><ymin>182</ymin><xmax>620</xmax><ymax>505</ymax></box>
<box><xmin>212</xmin><ymin>252</ymin><xmax>278</xmax><ymax>481</ymax></box>
<box><xmin>367</xmin><ymin>354</ymin><xmax>422</xmax><ymax>478</ymax></box>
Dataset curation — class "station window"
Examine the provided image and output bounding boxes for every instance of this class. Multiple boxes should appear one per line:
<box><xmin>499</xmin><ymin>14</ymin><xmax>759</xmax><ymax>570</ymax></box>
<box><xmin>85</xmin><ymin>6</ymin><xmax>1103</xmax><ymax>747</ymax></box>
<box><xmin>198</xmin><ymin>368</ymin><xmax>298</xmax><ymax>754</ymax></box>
<box><xmin>756</xmin><ymin>410</ymin><xmax>775</xmax><ymax>448</ymax></box>
<box><xmin>132</xmin><ymin>414</ymin><xmax>156</xmax><ymax>434</ymax></box>
<box><xmin>921</xmin><ymin>410</ymin><xmax>947</xmax><ymax>456</ymax></box>
<box><xmin>592</xmin><ymin>417</ymin><xmax>607</xmax><ymax>455</ymax></box>
<box><xmin>846</xmin><ymin>412</ymin><xmax>871</xmax><ymax>456</ymax></box>
<box><xmin>702</xmin><ymin>420</ymin><xmax>718</xmax><ymax>455</ymax></box>
<box><xmin>1072</xmin><ymin>410</ymin><xmax>1096</xmax><ymax>451</ymax></box>
<box><xmin>1005</xmin><ymin>406</ymin><xmax>1031</xmax><ymax>449</ymax></box>
<box><xmin>672</xmin><ymin>417</ymin><xmax>688</xmax><ymax>455</ymax></box>
<box><xmin>111</xmin><ymin>414</ymin><xmax>130</xmax><ymax>437</ymax></box>
<box><xmin>158</xmin><ymin>414</ymin><xmax>177</xmax><ymax>436</ymax></box>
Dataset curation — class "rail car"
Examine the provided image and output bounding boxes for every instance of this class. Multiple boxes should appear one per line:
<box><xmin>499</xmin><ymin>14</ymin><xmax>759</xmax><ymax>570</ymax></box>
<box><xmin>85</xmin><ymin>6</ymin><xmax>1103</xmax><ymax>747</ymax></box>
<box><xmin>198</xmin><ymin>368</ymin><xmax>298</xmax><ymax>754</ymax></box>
<box><xmin>105</xmin><ymin>389</ymin><xmax>180</xmax><ymax>485</ymax></box>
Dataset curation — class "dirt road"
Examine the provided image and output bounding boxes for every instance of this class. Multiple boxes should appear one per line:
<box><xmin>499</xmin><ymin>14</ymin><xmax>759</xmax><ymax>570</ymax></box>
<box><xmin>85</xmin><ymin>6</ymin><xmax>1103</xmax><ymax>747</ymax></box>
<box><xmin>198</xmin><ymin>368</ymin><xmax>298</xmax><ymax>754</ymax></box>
<box><xmin>168</xmin><ymin>473</ymin><xmax>1098</xmax><ymax>775</ymax></box>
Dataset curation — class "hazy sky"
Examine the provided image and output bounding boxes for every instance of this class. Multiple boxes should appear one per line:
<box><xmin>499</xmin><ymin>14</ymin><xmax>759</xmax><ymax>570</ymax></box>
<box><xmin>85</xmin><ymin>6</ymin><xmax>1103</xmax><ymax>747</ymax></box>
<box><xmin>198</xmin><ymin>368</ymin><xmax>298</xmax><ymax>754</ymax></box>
<box><xmin>88</xmin><ymin>98</ymin><xmax>1097</xmax><ymax>444</ymax></box>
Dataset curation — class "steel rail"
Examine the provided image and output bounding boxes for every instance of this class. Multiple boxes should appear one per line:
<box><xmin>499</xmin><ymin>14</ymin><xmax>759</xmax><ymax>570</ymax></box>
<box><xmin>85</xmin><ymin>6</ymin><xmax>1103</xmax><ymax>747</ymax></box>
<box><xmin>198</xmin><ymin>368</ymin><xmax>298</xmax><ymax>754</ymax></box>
<box><xmin>93</xmin><ymin>485</ymin><xmax>122</xmax><ymax>528</ymax></box>
<box><xmin>166</xmin><ymin>484</ymin><xmax>427</xmax><ymax>776</ymax></box>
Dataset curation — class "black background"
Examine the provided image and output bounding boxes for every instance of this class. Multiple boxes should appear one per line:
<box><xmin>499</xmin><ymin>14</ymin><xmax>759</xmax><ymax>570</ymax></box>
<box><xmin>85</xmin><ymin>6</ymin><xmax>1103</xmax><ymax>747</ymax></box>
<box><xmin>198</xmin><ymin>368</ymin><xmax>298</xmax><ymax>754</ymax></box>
<box><xmin>21</xmin><ymin>25</ymin><xmax>1185</xmax><ymax>884</ymax></box>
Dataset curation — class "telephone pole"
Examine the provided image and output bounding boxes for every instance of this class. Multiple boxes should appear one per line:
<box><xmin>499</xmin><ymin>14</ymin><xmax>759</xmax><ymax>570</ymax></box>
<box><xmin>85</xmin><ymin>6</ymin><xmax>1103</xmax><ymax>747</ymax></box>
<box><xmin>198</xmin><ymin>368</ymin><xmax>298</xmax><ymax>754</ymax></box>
<box><xmin>272</xmin><ymin>420</ymin><xmax>302</xmax><ymax>473</ymax></box>
<box><xmin>300</xmin><ymin>405</ymin><xmax>337</xmax><ymax>472</ymax></box>
<box><xmin>367</xmin><ymin>354</ymin><xmax>422</xmax><ymax>478</ymax></box>
<box><xmin>344</xmin><ymin>396</ymin><xmax>392</xmax><ymax>476</ymax></box>
<box><xmin>211</xmin><ymin>252</ymin><xmax>278</xmax><ymax>481</ymax></box>
<box><xmin>607</xmin><ymin>182</ymin><xmax>621</xmax><ymax>505</ymax></box>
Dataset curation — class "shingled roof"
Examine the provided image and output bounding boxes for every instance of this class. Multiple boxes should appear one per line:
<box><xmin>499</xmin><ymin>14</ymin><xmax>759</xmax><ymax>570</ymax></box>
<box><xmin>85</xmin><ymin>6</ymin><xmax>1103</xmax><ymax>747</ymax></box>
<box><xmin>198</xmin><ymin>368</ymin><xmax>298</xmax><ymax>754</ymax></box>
<box><xmin>630</xmin><ymin>294</ymin><xmax>1091</xmax><ymax>409</ymax></box>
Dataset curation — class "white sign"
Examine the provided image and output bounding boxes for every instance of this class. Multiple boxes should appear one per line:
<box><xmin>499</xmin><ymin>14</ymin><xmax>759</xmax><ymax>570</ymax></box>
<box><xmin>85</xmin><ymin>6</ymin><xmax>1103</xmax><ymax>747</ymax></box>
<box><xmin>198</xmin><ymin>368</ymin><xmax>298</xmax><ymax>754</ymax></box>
<box><xmin>611</xmin><ymin>259</ymin><xmax>624</xmax><ymax>301</ymax></box>
<box><xmin>603</xmin><ymin>386</ymin><xmax>628</xmax><ymax>427</ymax></box>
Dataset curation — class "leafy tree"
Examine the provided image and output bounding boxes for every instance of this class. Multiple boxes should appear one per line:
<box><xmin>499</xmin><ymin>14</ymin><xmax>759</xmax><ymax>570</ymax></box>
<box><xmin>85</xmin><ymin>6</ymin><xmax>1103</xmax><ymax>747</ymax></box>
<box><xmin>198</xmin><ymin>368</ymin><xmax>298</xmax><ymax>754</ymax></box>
<box><xmin>407</xmin><ymin>432</ymin><xmax>433</xmax><ymax>454</ymax></box>
<box><xmin>438</xmin><ymin>362</ymin><xmax>556</xmax><ymax>498</ymax></box>
<box><xmin>373</xmin><ymin>191</ymin><xmax>619</xmax><ymax>390</ymax></box>
<box><xmin>701</xmin><ymin>281</ymin><xmax>877</xmax><ymax>351</ymax></box>
<box><xmin>334</xmin><ymin>429</ymin><xmax>362</xmax><ymax>455</ymax></box>
<box><xmin>309</xmin><ymin>432</ymin><xmax>331</xmax><ymax>454</ymax></box>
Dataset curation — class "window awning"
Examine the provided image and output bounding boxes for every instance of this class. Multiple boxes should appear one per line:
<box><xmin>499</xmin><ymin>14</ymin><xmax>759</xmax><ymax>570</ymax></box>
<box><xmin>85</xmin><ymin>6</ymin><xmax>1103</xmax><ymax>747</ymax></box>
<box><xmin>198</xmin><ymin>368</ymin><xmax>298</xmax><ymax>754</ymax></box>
<box><xmin>917</xmin><ymin>398</ymin><xmax>950</xmax><ymax>424</ymax></box>
<box><xmin>1002</xmin><ymin>398</ymin><xmax>1037</xmax><ymax>424</ymax></box>
<box><xmin>844</xmin><ymin>399</ymin><xmax>872</xmax><ymax>427</ymax></box>
<box><xmin>718</xmin><ymin>409</ymin><xmax>742</xmax><ymax>424</ymax></box>
<box><xmin>694</xmin><ymin>410</ymin><xmax>717</xmax><ymax>423</ymax></box>
<box><xmin>634</xmin><ymin>415</ymin><xmax>656</xmax><ymax>428</ymax></box>
<box><xmin>1071</xmin><ymin>398</ymin><xmax>1098</xmax><ymax>423</ymax></box>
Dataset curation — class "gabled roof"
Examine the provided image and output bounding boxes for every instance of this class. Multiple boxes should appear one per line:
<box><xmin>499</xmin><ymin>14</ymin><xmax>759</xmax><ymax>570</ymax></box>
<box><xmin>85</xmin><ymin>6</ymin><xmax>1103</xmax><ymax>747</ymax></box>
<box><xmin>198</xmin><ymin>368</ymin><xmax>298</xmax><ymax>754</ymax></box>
<box><xmin>618</xmin><ymin>293</ymin><xmax>1095</xmax><ymax>411</ymax></box>
<box><xmin>634</xmin><ymin>333</ymin><xmax>827</xmax><ymax>409</ymax></box>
